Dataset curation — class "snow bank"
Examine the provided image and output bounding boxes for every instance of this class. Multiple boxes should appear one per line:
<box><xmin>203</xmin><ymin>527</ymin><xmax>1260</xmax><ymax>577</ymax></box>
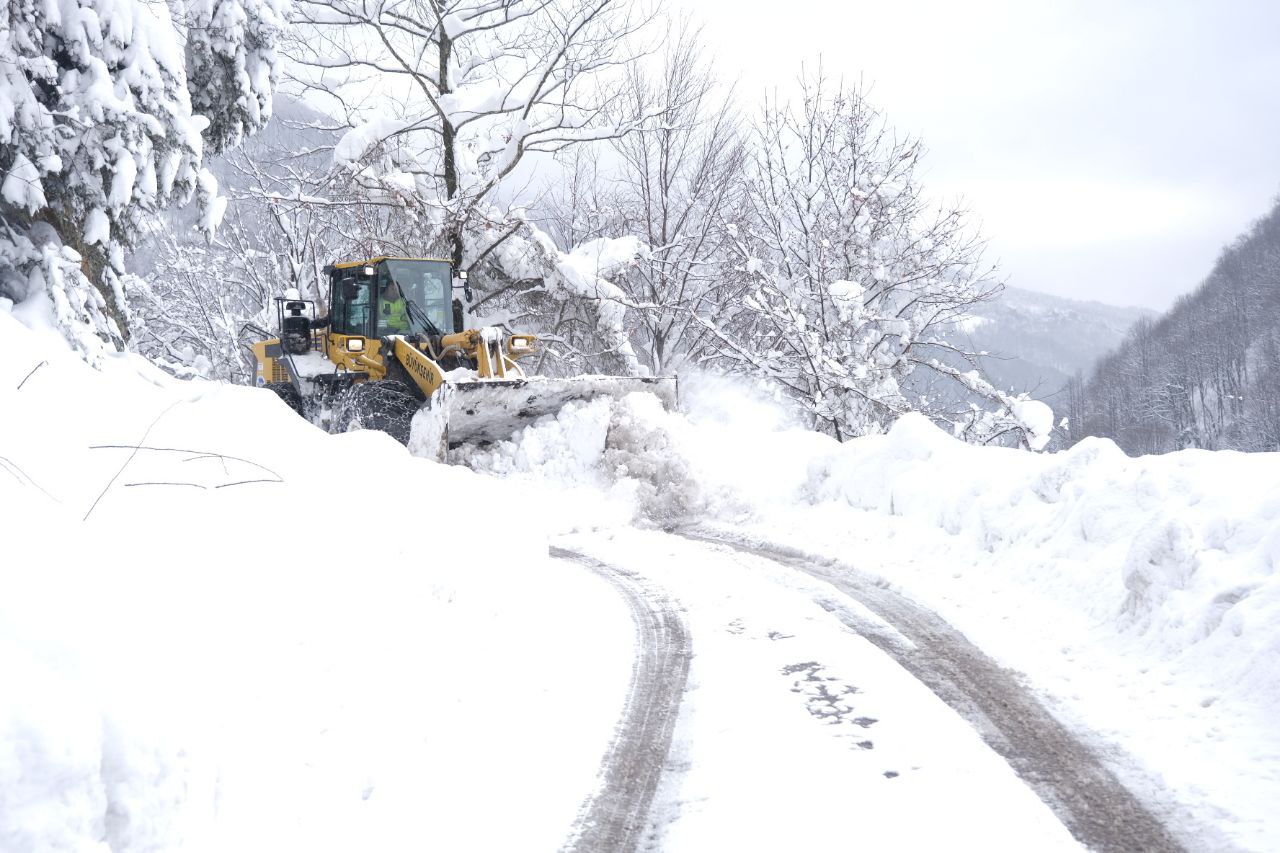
<box><xmin>8</xmin><ymin>287</ymin><xmax>1279</xmax><ymax>848</ymax></box>
<box><xmin>0</xmin><ymin>309</ymin><xmax>633</xmax><ymax>851</ymax></box>
<box><xmin>780</xmin><ymin>414</ymin><xmax>1280</xmax><ymax>849</ymax></box>
<box><xmin>812</xmin><ymin>415</ymin><xmax>1280</xmax><ymax>707</ymax></box>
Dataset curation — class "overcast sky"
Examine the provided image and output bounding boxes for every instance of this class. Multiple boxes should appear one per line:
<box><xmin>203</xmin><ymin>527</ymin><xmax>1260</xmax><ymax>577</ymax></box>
<box><xmin>674</xmin><ymin>0</ymin><xmax>1280</xmax><ymax>309</ymax></box>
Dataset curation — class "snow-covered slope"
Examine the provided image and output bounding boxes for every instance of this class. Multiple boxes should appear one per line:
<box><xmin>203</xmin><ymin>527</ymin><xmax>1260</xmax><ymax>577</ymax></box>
<box><xmin>961</xmin><ymin>286</ymin><xmax>1152</xmax><ymax>395</ymax></box>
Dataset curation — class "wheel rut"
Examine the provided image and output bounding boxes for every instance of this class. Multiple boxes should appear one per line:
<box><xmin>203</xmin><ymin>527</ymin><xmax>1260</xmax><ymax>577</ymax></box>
<box><xmin>551</xmin><ymin>546</ymin><xmax>691</xmax><ymax>853</ymax></box>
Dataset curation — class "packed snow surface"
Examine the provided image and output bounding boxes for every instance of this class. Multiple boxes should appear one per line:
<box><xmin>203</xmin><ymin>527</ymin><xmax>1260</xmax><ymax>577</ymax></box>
<box><xmin>4</xmin><ymin>304</ymin><xmax>1279</xmax><ymax>851</ymax></box>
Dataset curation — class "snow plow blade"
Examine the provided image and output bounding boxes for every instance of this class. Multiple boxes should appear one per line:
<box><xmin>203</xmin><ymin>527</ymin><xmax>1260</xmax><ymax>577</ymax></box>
<box><xmin>445</xmin><ymin>375</ymin><xmax>678</xmax><ymax>448</ymax></box>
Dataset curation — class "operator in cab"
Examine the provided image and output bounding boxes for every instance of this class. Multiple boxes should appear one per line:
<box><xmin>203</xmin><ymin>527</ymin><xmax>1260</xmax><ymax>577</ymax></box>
<box><xmin>379</xmin><ymin>278</ymin><xmax>410</xmax><ymax>334</ymax></box>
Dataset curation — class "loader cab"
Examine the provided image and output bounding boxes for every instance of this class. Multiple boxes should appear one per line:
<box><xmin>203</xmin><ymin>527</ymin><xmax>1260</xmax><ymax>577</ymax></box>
<box><xmin>328</xmin><ymin>264</ymin><xmax>374</xmax><ymax>338</ymax></box>
<box><xmin>328</xmin><ymin>258</ymin><xmax>457</xmax><ymax>340</ymax></box>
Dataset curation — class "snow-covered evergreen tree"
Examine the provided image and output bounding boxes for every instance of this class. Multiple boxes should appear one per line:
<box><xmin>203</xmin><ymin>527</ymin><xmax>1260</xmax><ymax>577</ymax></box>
<box><xmin>184</xmin><ymin>0</ymin><xmax>289</xmax><ymax>153</ymax></box>
<box><xmin>0</xmin><ymin>0</ymin><xmax>286</xmax><ymax>364</ymax></box>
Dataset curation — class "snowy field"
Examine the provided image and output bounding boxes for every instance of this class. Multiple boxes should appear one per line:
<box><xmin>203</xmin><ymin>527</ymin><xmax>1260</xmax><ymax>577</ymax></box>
<box><xmin>4</xmin><ymin>301</ymin><xmax>1279</xmax><ymax>851</ymax></box>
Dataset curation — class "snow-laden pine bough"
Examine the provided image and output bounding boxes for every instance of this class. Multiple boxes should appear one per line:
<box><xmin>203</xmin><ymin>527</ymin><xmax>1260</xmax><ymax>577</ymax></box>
<box><xmin>249</xmin><ymin>257</ymin><xmax>677</xmax><ymax>457</ymax></box>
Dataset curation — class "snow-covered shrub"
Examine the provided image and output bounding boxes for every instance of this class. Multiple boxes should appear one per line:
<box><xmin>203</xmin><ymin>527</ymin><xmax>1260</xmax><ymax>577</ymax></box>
<box><xmin>0</xmin><ymin>224</ymin><xmax>120</xmax><ymax>365</ymax></box>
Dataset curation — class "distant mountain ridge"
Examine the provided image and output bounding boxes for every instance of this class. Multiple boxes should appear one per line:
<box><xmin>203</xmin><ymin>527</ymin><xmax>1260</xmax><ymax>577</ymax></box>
<box><xmin>959</xmin><ymin>286</ymin><xmax>1152</xmax><ymax>401</ymax></box>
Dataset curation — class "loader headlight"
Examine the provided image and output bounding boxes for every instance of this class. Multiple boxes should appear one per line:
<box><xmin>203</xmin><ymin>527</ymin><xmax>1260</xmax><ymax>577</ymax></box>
<box><xmin>346</xmin><ymin>338</ymin><xmax>364</xmax><ymax>352</ymax></box>
<box><xmin>509</xmin><ymin>335</ymin><xmax>535</xmax><ymax>352</ymax></box>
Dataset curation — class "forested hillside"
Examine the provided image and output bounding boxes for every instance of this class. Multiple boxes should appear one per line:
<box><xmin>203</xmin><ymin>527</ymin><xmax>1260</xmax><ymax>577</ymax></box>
<box><xmin>1067</xmin><ymin>198</ymin><xmax>1280</xmax><ymax>454</ymax></box>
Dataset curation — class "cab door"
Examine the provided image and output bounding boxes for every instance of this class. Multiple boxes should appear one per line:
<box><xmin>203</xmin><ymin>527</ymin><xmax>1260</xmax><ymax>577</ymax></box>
<box><xmin>329</xmin><ymin>267</ymin><xmax>374</xmax><ymax>338</ymax></box>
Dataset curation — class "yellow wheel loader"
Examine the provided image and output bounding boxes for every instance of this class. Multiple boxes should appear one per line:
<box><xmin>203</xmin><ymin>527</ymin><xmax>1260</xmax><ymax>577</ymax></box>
<box><xmin>250</xmin><ymin>257</ymin><xmax>676</xmax><ymax>451</ymax></box>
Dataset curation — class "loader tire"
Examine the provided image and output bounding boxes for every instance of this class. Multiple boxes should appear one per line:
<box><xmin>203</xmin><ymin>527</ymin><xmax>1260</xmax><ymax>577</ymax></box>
<box><xmin>333</xmin><ymin>380</ymin><xmax>418</xmax><ymax>445</ymax></box>
<box><xmin>267</xmin><ymin>383</ymin><xmax>305</xmax><ymax>418</ymax></box>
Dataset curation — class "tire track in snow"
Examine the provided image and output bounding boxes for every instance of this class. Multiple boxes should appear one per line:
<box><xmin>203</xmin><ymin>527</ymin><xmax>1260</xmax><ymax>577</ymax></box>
<box><xmin>551</xmin><ymin>547</ymin><xmax>691</xmax><ymax>853</ymax></box>
<box><xmin>678</xmin><ymin>529</ymin><xmax>1185</xmax><ymax>853</ymax></box>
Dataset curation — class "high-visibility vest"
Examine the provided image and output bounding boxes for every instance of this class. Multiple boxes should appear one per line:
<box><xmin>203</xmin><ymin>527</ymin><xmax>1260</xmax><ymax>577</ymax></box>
<box><xmin>382</xmin><ymin>297</ymin><xmax>408</xmax><ymax>330</ymax></box>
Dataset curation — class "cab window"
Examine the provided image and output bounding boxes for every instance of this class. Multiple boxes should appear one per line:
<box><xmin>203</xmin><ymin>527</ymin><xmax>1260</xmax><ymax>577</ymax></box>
<box><xmin>384</xmin><ymin>259</ymin><xmax>454</xmax><ymax>334</ymax></box>
<box><xmin>330</xmin><ymin>271</ymin><xmax>372</xmax><ymax>336</ymax></box>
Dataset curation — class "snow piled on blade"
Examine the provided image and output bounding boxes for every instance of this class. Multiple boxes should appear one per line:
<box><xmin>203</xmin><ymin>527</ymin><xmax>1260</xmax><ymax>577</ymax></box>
<box><xmin>445</xmin><ymin>375</ymin><xmax>677</xmax><ymax>448</ymax></box>
<box><xmin>460</xmin><ymin>391</ymin><xmax>700</xmax><ymax>525</ymax></box>
<box><xmin>462</xmin><ymin>370</ymin><xmax>1280</xmax><ymax>850</ymax></box>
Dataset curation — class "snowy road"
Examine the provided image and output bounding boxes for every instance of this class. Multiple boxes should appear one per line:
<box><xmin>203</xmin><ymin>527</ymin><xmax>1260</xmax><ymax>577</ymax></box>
<box><xmin>679</xmin><ymin>529</ymin><xmax>1185</xmax><ymax>852</ymax></box>
<box><xmin>552</xmin><ymin>548</ymin><xmax>691</xmax><ymax>853</ymax></box>
<box><xmin>554</xmin><ymin>527</ymin><xmax>1184</xmax><ymax>852</ymax></box>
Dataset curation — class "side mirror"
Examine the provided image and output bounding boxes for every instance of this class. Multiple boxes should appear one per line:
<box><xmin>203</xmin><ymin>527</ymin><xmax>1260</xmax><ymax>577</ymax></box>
<box><xmin>453</xmin><ymin>269</ymin><xmax>472</xmax><ymax>302</ymax></box>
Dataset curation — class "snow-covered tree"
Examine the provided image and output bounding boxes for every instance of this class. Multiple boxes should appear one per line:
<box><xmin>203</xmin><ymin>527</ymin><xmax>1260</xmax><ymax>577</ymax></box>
<box><xmin>0</xmin><ymin>0</ymin><xmax>287</xmax><ymax>364</ymax></box>
<box><xmin>285</xmin><ymin>0</ymin><xmax>654</xmax><ymax>325</ymax></box>
<box><xmin>130</xmin><ymin>232</ymin><xmax>258</xmax><ymax>381</ymax></box>
<box><xmin>132</xmin><ymin>176</ymin><xmax>330</xmax><ymax>383</ymax></box>
<box><xmin>509</xmin><ymin>149</ymin><xmax>648</xmax><ymax>376</ymax></box>
<box><xmin>583</xmin><ymin>27</ymin><xmax>747</xmax><ymax>375</ymax></box>
<box><xmin>184</xmin><ymin>0</ymin><xmax>290</xmax><ymax>153</ymax></box>
<box><xmin>712</xmin><ymin>75</ymin><xmax>1048</xmax><ymax>447</ymax></box>
<box><xmin>1072</xmin><ymin>196</ymin><xmax>1280</xmax><ymax>454</ymax></box>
